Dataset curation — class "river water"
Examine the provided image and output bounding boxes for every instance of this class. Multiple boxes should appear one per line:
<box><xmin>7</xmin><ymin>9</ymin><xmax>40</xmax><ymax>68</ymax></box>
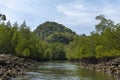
<box><xmin>14</xmin><ymin>61</ymin><xmax>118</xmax><ymax>80</ymax></box>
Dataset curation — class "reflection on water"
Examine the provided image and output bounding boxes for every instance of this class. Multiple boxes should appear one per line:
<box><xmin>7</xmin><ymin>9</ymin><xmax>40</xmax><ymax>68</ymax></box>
<box><xmin>13</xmin><ymin>61</ymin><xmax>116</xmax><ymax>80</ymax></box>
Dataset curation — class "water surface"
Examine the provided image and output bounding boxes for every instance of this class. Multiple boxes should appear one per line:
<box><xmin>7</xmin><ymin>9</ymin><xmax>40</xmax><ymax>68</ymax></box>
<box><xmin>14</xmin><ymin>61</ymin><xmax>117</xmax><ymax>80</ymax></box>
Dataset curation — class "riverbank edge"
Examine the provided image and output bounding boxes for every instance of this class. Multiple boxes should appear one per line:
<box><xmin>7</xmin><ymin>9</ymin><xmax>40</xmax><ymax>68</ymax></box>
<box><xmin>72</xmin><ymin>57</ymin><xmax>120</xmax><ymax>76</ymax></box>
<box><xmin>0</xmin><ymin>54</ymin><xmax>38</xmax><ymax>80</ymax></box>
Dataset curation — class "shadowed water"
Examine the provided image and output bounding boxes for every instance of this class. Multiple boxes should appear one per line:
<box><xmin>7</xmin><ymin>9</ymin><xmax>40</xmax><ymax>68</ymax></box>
<box><xmin>13</xmin><ymin>61</ymin><xmax>118</xmax><ymax>80</ymax></box>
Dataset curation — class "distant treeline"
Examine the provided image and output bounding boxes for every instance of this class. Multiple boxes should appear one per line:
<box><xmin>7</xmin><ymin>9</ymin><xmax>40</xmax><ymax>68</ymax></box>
<box><xmin>0</xmin><ymin>14</ymin><xmax>120</xmax><ymax>61</ymax></box>
<box><xmin>66</xmin><ymin>15</ymin><xmax>120</xmax><ymax>60</ymax></box>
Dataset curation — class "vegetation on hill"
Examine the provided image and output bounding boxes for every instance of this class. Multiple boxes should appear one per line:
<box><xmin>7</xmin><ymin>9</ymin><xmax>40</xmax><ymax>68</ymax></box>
<box><xmin>34</xmin><ymin>21</ymin><xmax>77</xmax><ymax>60</ymax></box>
<box><xmin>0</xmin><ymin>14</ymin><xmax>120</xmax><ymax>61</ymax></box>
<box><xmin>0</xmin><ymin>19</ymin><xmax>76</xmax><ymax>60</ymax></box>
<box><xmin>34</xmin><ymin>21</ymin><xmax>76</xmax><ymax>44</ymax></box>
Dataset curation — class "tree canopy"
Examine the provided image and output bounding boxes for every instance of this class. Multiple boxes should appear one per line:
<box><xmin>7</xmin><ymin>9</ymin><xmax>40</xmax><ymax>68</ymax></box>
<box><xmin>0</xmin><ymin>14</ymin><xmax>120</xmax><ymax>61</ymax></box>
<box><xmin>66</xmin><ymin>15</ymin><xmax>120</xmax><ymax>60</ymax></box>
<box><xmin>34</xmin><ymin>21</ymin><xmax>76</xmax><ymax>44</ymax></box>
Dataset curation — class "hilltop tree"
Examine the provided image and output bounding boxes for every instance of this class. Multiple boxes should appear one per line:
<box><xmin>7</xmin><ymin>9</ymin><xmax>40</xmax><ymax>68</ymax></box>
<box><xmin>0</xmin><ymin>13</ymin><xmax>6</xmax><ymax>23</ymax></box>
<box><xmin>95</xmin><ymin>14</ymin><xmax>114</xmax><ymax>34</ymax></box>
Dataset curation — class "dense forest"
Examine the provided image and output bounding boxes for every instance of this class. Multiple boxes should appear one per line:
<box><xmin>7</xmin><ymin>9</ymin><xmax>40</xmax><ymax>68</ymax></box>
<box><xmin>0</xmin><ymin>13</ymin><xmax>120</xmax><ymax>61</ymax></box>
<box><xmin>34</xmin><ymin>21</ymin><xmax>76</xmax><ymax>44</ymax></box>
<box><xmin>66</xmin><ymin>15</ymin><xmax>120</xmax><ymax>60</ymax></box>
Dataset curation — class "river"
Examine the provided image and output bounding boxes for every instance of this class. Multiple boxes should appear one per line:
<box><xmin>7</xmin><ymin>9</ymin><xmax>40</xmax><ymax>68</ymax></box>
<box><xmin>13</xmin><ymin>61</ymin><xmax>118</xmax><ymax>80</ymax></box>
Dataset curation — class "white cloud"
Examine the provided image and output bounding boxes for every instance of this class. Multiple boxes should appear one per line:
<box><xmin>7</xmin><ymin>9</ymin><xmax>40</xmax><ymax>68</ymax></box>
<box><xmin>56</xmin><ymin>2</ymin><xmax>96</xmax><ymax>33</ymax></box>
<box><xmin>0</xmin><ymin>0</ymin><xmax>120</xmax><ymax>34</ymax></box>
<box><xmin>0</xmin><ymin>0</ymin><xmax>43</xmax><ymax>16</ymax></box>
<box><xmin>56</xmin><ymin>1</ymin><xmax>120</xmax><ymax>34</ymax></box>
<box><xmin>99</xmin><ymin>5</ymin><xmax>120</xmax><ymax>24</ymax></box>
<box><xmin>57</xmin><ymin>4</ymin><xmax>86</xmax><ymax>17</ymax></box>
<box><xmin>0</xmin><ymin>0</ymin><xmax>45</xmax><ymax>29</ymax></box>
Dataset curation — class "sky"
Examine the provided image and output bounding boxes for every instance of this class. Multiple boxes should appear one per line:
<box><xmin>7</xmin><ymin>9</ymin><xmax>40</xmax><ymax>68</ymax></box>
<box><xmin>0</xmin><ymin>0</ymin><xmax>120</xmax><ymax>35</ymax></box>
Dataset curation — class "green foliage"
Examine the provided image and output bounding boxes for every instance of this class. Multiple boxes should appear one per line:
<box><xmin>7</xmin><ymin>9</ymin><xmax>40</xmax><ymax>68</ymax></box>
<box><xmin>95</xmin><ymin>15</ymin><xmax>114</xmax><ymax>33</ymax></box>
<box><xmin>0</xmin><ymin>13</ymin><xmax>6</xmax><ymax>23</ymax></box>
<box><xmin>0</xmin><ymin>23</ymin><xmax>15</xmax><ymax>53</ymax></box>
<box><xmin>96</xmin><ymin>45</ymin><xmax>106</xmax><ymax>58</ymax></box>
<box><xmin>66</xmin><ymin>35</ymin><xmax>96</xmax><ymax>60</ymax></box>
<box><xmin>66</xmin><ymin>15</ymin><xmax>120</xmax><ymax>60</ymax></box>
<box><xmin>1</xmin><ymin>14</ymin><xmax>120</xmax><ymax>61</ymax></box>
<box><xmin>0</xmin><ymin>21</ymin><xmax>54</xmax><ymax>61</ymax></box>
<box><xmin>22</xmin><ymin>48</ymin><xmax>31</xmax><ymax>57</ymax></box>
<box><xmin>51</xmin><ymin>43</ymin><xmax>66</xmax><ymax>60</ymax></box>
<box><xmin>34</xmin><ymin>21</ymin><xmax>76</xmax><ymax>44</ymax></box>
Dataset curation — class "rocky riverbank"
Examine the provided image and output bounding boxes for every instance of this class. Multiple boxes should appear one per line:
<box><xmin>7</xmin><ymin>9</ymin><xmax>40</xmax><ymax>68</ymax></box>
<box><xmin>75</xmin><ymin>58</ymin><xmax>120</xmax><ymax>76</ymax></box>
<box><xmin>0</xmin><ymin>54</ymin><xmax>37</xmax><ymax>80</ymax></box>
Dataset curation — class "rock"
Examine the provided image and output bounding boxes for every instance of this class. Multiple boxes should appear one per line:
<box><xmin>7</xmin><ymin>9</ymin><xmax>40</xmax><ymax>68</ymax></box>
<box><xmin>0</xmin><ymin>60</ymin><xmax>7</xmax><ymax>66</ymax></box>
<box><xmin>77</xmin><ymin>57</ymin><xmax>120</xmax><ymax>78</ymax></box>
<box><xmin>118</xmin><ymin>64</ymin><xmax>120</xmax><ymax>69</ymax></box>
<box><xmin>0</xmin><ymin>54</ymin><xmax>37</xmax><ymax>80</ymax></box>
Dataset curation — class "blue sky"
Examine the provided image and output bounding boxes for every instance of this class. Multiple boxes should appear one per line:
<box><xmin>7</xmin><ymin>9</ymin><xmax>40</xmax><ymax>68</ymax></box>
<box><xmin>0</xmin><ymin>0</ymin><xmax>120</xmax><ymax>34</ymax></box>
